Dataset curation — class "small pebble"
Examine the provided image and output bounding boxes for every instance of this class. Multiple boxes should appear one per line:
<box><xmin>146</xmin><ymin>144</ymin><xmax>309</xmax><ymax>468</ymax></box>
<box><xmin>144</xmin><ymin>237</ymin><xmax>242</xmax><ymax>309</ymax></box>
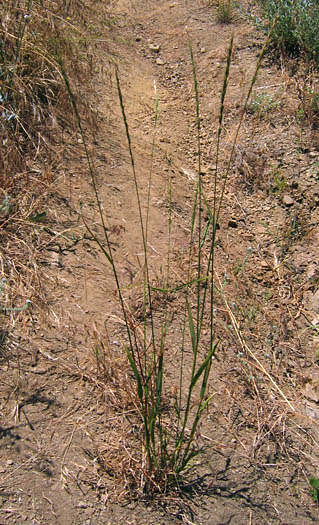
<box><xmin>148</xmin><ymin>43</ymin><xmax>160</xmax><ymax>53</ymax></box>
<box><xmin>282</xmin><ymin>194</ymin><xmax>294</xmax><ymax>206</ymax></box>
<box><xmin>77</xmin><ymin>501</ymin><xmax>88</xmax><ymax>508</ymax></box>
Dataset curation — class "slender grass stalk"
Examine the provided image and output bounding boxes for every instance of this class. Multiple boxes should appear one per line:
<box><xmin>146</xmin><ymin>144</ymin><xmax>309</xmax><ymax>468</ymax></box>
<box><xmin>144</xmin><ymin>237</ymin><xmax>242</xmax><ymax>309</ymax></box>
<box><xmin>146</xmin><ymin>80</ymin><xmax>159</xmax><ymax>242</ymax></box>
<box><xmin>216</xmin><ymin>17</ymin><xmax>278</xmax><ymax>229</ymax></box>
<box><xmin>188</xmin><ymin>39</ymin><xmax>203</xmax><ymax>341</ymax></box>
<box><xmin>174</xmin><ymin>39</ymin><xmax>203</xmax><ymax>464</ymax></box>
<box><xmin>171</xmin><ymin>38</ymin><xmax>228</xmax><ymax>473</ymax></box>
<box><xmin>115</xmin><ymin>69</ymin><xmax>165</xmax><ymax>476</ymax></box>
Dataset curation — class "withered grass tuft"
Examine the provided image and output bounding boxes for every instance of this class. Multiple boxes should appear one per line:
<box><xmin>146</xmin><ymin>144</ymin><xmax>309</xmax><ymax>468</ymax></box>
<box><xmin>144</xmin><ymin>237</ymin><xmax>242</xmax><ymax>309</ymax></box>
<box><xmin>0</xmin><ymin>0</ymin><xmax>96</xmax><ymax>347</ymax></box>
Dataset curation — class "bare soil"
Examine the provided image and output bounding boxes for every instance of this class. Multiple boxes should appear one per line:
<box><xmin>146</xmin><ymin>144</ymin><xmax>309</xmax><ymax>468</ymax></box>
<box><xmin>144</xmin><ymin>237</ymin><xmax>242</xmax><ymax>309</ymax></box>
<box><xmin>1</xmin><ymin>0</ymin><xmax>319</xmax><ymax>523</ymax></box>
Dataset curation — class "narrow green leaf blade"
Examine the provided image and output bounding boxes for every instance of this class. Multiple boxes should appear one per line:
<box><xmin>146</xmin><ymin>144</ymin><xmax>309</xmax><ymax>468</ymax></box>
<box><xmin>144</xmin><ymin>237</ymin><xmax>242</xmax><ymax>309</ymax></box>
<box><xmin>187</xmin><ymin>300</ymin><xmax>197</xmax><ymax>353</ymax></box>
<box><xmin>190</xmin><ymin>343</ymin><xmax>217</xmax><ymax>389</ymax></box>
<box><xmin>28</xmin><ymin>211</ymin><xmax>47</xmax><ymax>223</ymax></box>
<box><xmin>123</xmin><ymin>345</ymin><xmax>143</xmax><ymax>402</ymax></box>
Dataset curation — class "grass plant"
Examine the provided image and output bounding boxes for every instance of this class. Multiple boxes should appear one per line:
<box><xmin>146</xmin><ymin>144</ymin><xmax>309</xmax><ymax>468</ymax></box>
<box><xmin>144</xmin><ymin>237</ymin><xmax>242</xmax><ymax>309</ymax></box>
<box><xmin>61</xmin><ymin>16</ymin><xmax>277</xmax><ymax>497</ymax></box>
<box><xmin>295</xmin><ymin>74</ymin><xmax>319</xmax><ymax>128</ymax></box>
<box><xmin>249</xmin><ymin>90</ymin><xmax>281</xmax><ymax>117</ymax></box>
<box><xmin>216</xmin><ymin>0</ymin><xmax>234</xmax><ymax>24</ymax></box>
<box><xmin>310</xmin><ymin>476</ymin><xmax>319</xmax><ymax>502</ymax></box>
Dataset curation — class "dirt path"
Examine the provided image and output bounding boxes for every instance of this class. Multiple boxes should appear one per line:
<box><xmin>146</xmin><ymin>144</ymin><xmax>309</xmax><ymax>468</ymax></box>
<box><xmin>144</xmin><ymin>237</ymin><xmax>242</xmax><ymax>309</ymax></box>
<box><xmin>1</xmin><ymin>1</ymin><xmax>319</xmax><ymax>523</ymax></box>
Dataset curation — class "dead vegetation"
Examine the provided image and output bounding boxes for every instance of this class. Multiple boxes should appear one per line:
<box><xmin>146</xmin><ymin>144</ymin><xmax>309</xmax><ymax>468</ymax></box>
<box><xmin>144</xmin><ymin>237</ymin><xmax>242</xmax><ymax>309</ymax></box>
<box><xmin>0</xmin><ymin>0</ymin><xmax>98</xmax><ymax>344</ymax></box>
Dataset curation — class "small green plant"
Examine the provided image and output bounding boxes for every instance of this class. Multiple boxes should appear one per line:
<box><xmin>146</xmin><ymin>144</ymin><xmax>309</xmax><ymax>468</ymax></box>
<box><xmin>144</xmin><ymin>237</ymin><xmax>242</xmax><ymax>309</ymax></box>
<box><xmin>296</xmin><ymin>107</ymin><xmax>305</xmax><ymax>124</ymax></box>
<box><xmin>286</xmin><ymin>212</ymin><xmax>307</xmax><ymax>242</ymax></box>
<box><xmin>249</xmin><ymin>90</ymin><xmax>280</xmax><ymax>117</ymax></box>
<box><xmin>257</xmin><ymin>0</ymin><xmax>319</xmax><ymax>66</ymax></box>
<box><xmin>234</xmin><ymin>246</ymin><xmax>253</xmax><ymax>276</ymax></box>
<box><xmin>0</xmin><ymin>195</ymin><xmax>11</xmax><ymax>219</ymax></box>
<box><xmin>271</xmin><ymin>168</ymin><xmax>287</xmax><ymax>195</ymax></box>
<box><xmin>310</xmin><ymin>476</ymin><xmax>319</xmax><ymax>502</ymax></box>
<box><xmin>296</xmin><ymin>79</ymin><xmax>319</xmax><ymax>127</ymax></box>
<box><xmin>216</xmin><ymin>0</ymin><xmax>234</xmax><ymax>24</ymax></box>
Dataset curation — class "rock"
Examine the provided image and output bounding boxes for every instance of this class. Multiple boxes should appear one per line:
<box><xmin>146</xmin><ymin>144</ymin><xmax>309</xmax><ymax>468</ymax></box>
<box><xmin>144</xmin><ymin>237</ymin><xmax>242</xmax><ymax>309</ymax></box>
<box><xmin>282</xmin><ymin>194</ymin><xmax>294</xmax><ymax>206</ymax></box>
<box><xmin>255</xmin><ymin>224</ymin><xmax>267</xmax><ymax>234</ymax></box>
<box><xmin>301</xmin><ymin>370</ymin><xmax>319</xmax><ymax>403</ymax></box>
<box><xmin>0</xmin><ymin>195</ymin><xmax>11</xmax><ymax>218</ymax></box>
<box><xmin>156</xmin><ymin>58</ymin><xmax>165</xmax><ymax>65</ymax></box>
<box><xmin>307</xmin><ymin>263</ymin><xmax>318</xmax><ymax>279</ymax></box>
<box><xmin>180</xmin><ymin>167</ymin><xmax>197</xmax><ymax>182</ymax></box>
<box><xmin>200</xmin><ymin>47</ymin><xmax>206</xmax><ymax>54</ymax></box>
<box><xmin>148</xmin><ymin>43</ymin><xmax>160</xmax><ymax>53</ymax></box>
<box><xmin>302</xmin><ymin>382</ymin><xmax>319</xmax><ymax>403</ymax></box>
<box><xmin>77</xmin><ymin>501</ymin><xmax>88</xmax><ymax>508</ymax></box>
<box><xmin>303</xmin><ymin>289</ymin><xmax>319</xmax><ymax>311</ymax></box>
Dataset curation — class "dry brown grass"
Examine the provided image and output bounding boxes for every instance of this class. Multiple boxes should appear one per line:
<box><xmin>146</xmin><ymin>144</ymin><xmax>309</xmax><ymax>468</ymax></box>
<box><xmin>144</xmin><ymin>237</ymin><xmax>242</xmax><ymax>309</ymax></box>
<box><xmin>0</xmin><ymin>0</ymin><xmax>98</xmax><ymax>345</ymax></box>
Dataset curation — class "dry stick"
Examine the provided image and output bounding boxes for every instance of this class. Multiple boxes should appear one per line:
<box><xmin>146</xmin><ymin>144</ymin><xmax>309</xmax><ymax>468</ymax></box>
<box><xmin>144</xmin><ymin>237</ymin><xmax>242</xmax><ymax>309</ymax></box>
<box><xmin>60</xmin><ymin>422</ymin><xmax>78</xmax><ymax>488</ymax></box>
<box><xmin>217</xmin><ymin>272</ymin><xmax>295</xmax><ymax>412</ymax></box>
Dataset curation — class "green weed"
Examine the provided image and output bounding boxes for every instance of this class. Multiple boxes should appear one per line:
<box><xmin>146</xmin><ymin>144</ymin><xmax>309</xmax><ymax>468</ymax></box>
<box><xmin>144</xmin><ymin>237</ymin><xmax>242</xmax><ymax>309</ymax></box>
<box><xmin>257</xmin><ymin>0</ymin><xmax>319</xmax><ymax>66</ymax></box>
<box><xmin>310</xmin><ymin>476</ymin><xmax>319</xmax><ymax>502</ymax></box>
<box><xmin>249</xmin><ymin>90</ymin><xmax>280</xmax><ymax>117</ymax></box>
<box><xmin>216</xmin><ymin>0</ymin><xmax>234</xmax><ymax>24</ymax></box>
<box><xmin>271</xmin><ymin>168</ymin><xmax>287</xmax><ymax>195</ymax></box>
<box><xmin>296</xmin><ymin>77</ymin><xmax>319</xmax><ymax>127</ymax></box>
<box><xmin>234</xmin><ymin>247</ymin><xmax>253</xmax><ymax>276</ymax></box>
